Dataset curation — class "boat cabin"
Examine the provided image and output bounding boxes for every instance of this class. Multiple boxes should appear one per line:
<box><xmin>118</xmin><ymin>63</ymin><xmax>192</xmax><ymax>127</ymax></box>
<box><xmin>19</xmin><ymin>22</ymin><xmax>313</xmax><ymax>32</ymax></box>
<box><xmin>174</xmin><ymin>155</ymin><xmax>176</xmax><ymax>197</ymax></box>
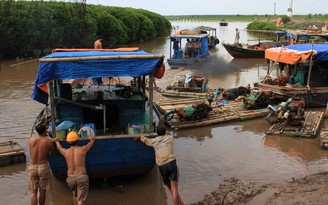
<box><xmin>168</xmin><ymin>30</ymin><xmax>210</xmax><ymax>68</ymax></box>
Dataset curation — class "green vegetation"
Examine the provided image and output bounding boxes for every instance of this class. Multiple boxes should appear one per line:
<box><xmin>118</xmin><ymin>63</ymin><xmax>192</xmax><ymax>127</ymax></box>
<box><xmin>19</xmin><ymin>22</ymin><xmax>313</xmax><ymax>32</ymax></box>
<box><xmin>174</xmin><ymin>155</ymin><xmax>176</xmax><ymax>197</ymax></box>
<box><xmin>281</xmin><ymin>15</ymin><xmax>291</xmax><ymax>24</ymax></box>
<box><xmin>246</xmin><ymin>22</ymin><xmax>277</xmax><ymax>30</ymax></box>
<box><xmin>0</xmin><ymin>1</ymin><xmax>171</xmax><ymax>59</ymax></box>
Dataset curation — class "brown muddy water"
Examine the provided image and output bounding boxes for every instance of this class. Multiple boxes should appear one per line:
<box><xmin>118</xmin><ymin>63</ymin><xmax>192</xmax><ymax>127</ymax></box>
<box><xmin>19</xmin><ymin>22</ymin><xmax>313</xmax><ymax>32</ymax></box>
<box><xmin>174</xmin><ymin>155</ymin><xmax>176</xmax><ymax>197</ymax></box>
<box><xmin>0</xmin><ymin>21</ymin><xmax>327</xmax><ymax>205</ymax></box>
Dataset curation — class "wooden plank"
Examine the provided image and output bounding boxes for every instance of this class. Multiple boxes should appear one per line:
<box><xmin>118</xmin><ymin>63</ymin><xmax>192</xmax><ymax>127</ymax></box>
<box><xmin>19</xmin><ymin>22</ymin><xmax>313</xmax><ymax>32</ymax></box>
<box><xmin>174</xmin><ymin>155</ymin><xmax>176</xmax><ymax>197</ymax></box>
<box><xmin>0</xmin><ymin>148</ymin><xmax>24</xmax><ymax>155</ymax></box>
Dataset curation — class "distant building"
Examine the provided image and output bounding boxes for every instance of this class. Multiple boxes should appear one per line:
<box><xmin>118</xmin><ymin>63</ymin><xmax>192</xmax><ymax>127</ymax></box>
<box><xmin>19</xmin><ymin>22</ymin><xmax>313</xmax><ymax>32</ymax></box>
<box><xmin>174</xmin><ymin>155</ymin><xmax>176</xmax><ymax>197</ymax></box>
<box><xmin>287</xmin><ymin>7</ymin><xmax>293</xmax><ymax>17</ymax></box>
<box><xmin>287</xmin><ymin>0</ymin><xmax>293</xmax><ymax>17</ymax></box>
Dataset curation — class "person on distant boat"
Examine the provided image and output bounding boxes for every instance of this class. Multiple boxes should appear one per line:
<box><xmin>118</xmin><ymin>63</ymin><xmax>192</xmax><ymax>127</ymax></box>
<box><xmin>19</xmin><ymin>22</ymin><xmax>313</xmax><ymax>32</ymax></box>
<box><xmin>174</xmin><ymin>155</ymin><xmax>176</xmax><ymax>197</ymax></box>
<box><xmin>234</xmin><ymin>28</ymin><xmax>240</xmax><ymax>44</ymax></box>
<box><xmin>28</xmin><ymin>124</ymin><xmax>55</xmax><ymax>205</ymax></box>
<box><xmin>94</xmin><ymin>36</ymin><xmax>103</xmax><ymax>49</ymax></box>
<box><xmin>134</xmin><ymin>125</ymin><xmax>185</xmax><ymax>205</ymax></box>
<box><xmin>54</xmin><ymin>131</ymin><xmax>95</xmax><ymax>205</ymax></box>
<box><xmin>184</xmin><ymin>38</ymin><xmax>194</xmax><ymax>58</ymax></box>
<box><xmin>93</xmin><ymin>35</ymin><xmax>104</xmax><ymax>84</ymax></box>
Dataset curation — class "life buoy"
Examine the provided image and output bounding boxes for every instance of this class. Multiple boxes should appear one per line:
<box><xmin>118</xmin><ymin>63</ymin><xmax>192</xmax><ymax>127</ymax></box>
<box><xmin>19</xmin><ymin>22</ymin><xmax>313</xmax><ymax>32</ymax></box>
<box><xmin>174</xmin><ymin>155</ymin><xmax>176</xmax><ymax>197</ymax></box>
<box><xmin>153</xmin><ymin>63</ymin><xmax>165</xmax><ymax>79</ymax></box>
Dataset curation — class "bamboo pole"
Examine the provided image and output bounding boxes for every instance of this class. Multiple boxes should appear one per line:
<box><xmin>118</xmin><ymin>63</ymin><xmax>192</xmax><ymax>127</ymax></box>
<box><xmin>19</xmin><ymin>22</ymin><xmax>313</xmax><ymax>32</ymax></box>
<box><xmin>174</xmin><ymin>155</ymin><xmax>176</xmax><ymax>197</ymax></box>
<box><xmin>39</xmin><ymin>54</ymin><xmax>164</xmax><ymax>62</ymax></box>
<box><xmin>0</xmin><ymin>148</ymin><xmax>24</xmax><ymax>155</ymax></box>
<box><xmin>49</xmin><ymin>81</ymin><xmax>56</xmax><ymax>139</ymax></box>
<box><xmin>306</xmin><ymin>41</ymin><xmax>315</xmax><ymax>108</ymax></box>
<box><xmin>149</xmin><ymin>74</ymin><xmax>154</xmax><ymax>129</ymax></box>
<box><xmin>264</xmin><ymin>45</ymin><xmax>284</xmax><ymax>81</ymax></box>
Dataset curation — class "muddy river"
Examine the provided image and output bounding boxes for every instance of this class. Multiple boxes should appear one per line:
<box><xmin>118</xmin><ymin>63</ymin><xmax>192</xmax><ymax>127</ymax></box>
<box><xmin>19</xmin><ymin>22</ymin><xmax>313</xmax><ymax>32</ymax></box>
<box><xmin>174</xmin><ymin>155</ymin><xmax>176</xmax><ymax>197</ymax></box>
<box><xmin>0</xmin><ymin>21</ymin><xmax>327</xmax><ymax>205</ymax></box>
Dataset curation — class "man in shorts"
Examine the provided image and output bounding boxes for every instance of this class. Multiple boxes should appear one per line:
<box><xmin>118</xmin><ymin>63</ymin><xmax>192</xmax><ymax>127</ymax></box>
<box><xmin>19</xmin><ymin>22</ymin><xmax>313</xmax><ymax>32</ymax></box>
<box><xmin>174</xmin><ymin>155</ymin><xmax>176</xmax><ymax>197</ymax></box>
<box><xmin>29</xmin><ymin>124</ymin><xmax>55</xmax><ymax>205</ymax></box>
<box><xmin>54</xmin><ymin>131</ymin><xmax>95</xmax><ymax>205</ymax></box>
<box><xmin>134</xmin><ymin>125</ymin><xmax>185</xmax><ymax>205</ymax></box>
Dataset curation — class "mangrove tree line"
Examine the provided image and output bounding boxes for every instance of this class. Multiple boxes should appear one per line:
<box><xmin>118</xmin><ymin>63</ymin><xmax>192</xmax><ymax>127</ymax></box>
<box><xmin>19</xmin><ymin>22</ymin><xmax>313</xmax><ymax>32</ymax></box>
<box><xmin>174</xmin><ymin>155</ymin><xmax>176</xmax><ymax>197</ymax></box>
<box><xmin>0</xmin><ymin>1</ymin><xmax>171</xmax><ymax>59</ymax></box>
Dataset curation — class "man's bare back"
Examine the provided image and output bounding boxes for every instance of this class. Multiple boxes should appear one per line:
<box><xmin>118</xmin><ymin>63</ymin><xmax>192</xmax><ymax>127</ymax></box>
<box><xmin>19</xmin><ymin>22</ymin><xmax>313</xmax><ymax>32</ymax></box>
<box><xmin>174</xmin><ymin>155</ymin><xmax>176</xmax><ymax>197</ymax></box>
<box><xmin>94</xmin><ymin>39</ymin><xmax>102</xmax><ymax>49</ymax></box>
<box><xmin>61</xmin><ymin>146</ymin><xmax>88</xmax><ymax>176</ymax></box>
<box><xmin>29</xmin><ymin>136</ymin><xmax>54</xmax><ymax>164</ymax></box>
<box><xmin>55</xmin><ymin>136</ymin><xmax>95</xmax><ymax>176</ymax></box>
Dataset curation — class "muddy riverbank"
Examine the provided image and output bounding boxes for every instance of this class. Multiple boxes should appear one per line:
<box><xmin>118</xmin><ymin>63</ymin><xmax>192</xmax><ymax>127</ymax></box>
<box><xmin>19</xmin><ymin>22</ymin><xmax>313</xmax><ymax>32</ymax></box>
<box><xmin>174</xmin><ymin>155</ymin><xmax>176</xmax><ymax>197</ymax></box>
<box><xmin>191</xmin><ymin>171</ymin><xmax>328</xmax><ymax>205</ymax></box>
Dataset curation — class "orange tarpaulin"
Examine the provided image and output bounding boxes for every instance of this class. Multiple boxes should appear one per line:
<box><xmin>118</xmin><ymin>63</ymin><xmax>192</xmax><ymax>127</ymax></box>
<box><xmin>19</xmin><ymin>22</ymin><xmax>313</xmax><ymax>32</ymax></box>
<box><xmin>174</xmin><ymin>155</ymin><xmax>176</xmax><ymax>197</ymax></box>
<box><xmin>265</xmin><ymin>47</ymin><xmax>316</xmax><ymax>65</ymax></box>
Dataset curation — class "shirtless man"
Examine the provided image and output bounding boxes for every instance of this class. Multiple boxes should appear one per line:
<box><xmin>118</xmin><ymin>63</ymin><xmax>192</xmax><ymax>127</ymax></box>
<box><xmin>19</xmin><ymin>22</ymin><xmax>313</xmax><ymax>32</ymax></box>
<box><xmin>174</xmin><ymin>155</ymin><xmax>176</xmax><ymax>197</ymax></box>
<box><xmin>29</xmin><ymin>124</ymin><xmax>55</xmax><ymax>205</ymax></box>
<box><xmin>93</xmin><ymin>36</ymin><xmax>103</xmax><ymax>49</ymax></box>
<box><xmin>54</xmin><ymin>131</ymin><xmax>95</xmax><ymax>205</ymax></box>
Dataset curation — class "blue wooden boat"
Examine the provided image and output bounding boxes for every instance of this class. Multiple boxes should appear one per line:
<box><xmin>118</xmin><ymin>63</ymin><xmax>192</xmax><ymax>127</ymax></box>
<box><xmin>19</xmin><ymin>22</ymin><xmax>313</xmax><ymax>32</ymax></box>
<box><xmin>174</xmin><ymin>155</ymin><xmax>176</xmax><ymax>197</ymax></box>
<box><xmin>31</xmin><ymin>48</ymin><xmax>165</xmax><ymax>179</ymax></box>
<box><xmin>167</xmin><ymin>30</ymin><xmax>211</xmax><ymax>69</ymax></box>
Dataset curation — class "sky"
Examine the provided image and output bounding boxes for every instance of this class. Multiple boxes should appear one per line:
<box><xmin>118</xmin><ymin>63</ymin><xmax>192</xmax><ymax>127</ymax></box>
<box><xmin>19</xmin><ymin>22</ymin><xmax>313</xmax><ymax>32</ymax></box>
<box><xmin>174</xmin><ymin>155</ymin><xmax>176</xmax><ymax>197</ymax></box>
<box><xmin>87</xmin><ymin>0</ymin><xmax>327</xmax><ymax>16</ymax></box>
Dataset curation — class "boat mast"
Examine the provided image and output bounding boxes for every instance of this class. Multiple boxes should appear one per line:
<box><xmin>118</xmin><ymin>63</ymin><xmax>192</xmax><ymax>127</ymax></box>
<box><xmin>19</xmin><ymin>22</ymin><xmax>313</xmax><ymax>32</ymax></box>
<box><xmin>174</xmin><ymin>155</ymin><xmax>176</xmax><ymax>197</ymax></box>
<box><xmin>148</xmin><ymin>74</ymin><xmax>154</xmax><ymax>130</ymax></box>
<box><xmin>306</xmin><ymin>41</ymin><xmax>315</xmax><ymax>107</ymax></box>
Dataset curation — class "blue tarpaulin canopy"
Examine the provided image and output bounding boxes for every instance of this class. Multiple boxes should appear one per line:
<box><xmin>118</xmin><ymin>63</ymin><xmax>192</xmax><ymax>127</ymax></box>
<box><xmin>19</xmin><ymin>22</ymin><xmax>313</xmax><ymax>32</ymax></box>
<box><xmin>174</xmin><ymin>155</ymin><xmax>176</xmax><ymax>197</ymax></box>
<box><xmin>285</xmin><ymin>43</ymin><xmax>328</xmax><ymax>62</ymax></box>
<box><xmin>265</xmin><ymin>43</ymin><xmax>328</xmax><ymax>64</ymax></box>
<box><xmin>32</xmin><ymin>49</ymin><xmax>164</xmax><ymax>104</ymax></box>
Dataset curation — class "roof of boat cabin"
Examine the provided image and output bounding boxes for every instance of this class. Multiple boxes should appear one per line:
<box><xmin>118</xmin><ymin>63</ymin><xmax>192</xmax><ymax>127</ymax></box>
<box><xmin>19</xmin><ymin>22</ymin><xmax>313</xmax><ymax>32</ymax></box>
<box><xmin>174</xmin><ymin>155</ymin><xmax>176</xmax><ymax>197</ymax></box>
<box><xmin>32</xmin><ymin>49</ymin><xmax>164</xmax><ymax>104</ymax></box>
<box><xmin>265</xmin><ymin>43</ymin><xmax>328</xmax><ymax>64</ymax></box>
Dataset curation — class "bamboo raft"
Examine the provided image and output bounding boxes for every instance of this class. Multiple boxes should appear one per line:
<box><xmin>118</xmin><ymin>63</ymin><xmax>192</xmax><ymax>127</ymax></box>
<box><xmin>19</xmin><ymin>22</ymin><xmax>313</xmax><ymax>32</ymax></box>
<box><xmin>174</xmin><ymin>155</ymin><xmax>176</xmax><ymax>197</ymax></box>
<box><xmin>266</xmin><ymin>111</ymin><xmax>324</xmax><ymax>138</ymax></box>
<box><xmin>320</xmin><ymin>128</ymin><xmax>328</xmax><ymax>149</ymax></box>
<box><xmin>0</xmin><ymin>141</ymin><xmax>26</xmax><ymax>167</ymax></box>
<box><xmin>152</xmin><ymin>91</ymin><xmax>270</xmax><ymax>130</ymax></box>
<box><xmin>160</xmin><ymin>89</ymin><xmax>215</xmax><ymax>99</ymax></box>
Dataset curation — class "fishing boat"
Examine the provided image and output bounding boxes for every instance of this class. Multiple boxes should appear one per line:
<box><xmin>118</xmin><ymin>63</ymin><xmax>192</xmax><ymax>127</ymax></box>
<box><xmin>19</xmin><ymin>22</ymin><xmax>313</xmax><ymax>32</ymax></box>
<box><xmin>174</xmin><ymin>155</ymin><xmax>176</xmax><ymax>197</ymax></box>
<box><xmin>0</xmin><ymin>141</ymin><xmax>26</xmax><ymax>167</ymax></box>
<box><xmin>195</xmin><ymin>26</ymin><xmax>220</xmax><ymax>48</ymax></box>
<box><xmin>256</xmin><ymin>43</ymin><xmax>328</xmax><ymax>107</ymax></box>
<box><xmin>286</xmin><ymin>30</ymin><xmax>328</xmax><ymax>44</ymax></box>
<box><xmin>31</xmin><ymin>48</ymin><xmax>165</xmax><ymax>179</ymax></box>
<box><xmin>222</xmin><ymin>30</ymin><xmax>287</xmax><ymax>58</ymax></box>
<box><xmin>219</xmin><ymin>19</ymin><xmax>228</xmax><ymax>26</ymax></box>
<box><xmin>167</xmin><ymin>29</ymin><xmax>211</xmax><ymax>69</ymax></box>
<box><xmin>222</xmin><ymin>42</ymin><xmax>275</xmax><ymax>58</ymax></box>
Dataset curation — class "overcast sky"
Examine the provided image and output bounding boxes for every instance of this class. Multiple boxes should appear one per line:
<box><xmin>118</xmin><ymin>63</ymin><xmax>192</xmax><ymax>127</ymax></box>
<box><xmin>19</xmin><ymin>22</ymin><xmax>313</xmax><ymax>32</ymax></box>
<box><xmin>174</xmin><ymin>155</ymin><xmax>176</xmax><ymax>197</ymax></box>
<box><xmin>87</xmin><ymin>0</ymin><xmax>327</xmax><ymax>16</ymax></box>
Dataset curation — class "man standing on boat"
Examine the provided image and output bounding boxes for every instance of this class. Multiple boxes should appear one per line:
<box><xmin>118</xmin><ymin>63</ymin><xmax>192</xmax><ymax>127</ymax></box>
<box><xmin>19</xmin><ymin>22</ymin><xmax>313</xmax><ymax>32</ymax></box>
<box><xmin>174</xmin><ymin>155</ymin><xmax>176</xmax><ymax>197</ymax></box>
<box><xmin>54</xmin><ymin>131</ymin><xmax>95</xmax><ymax>205</ymax></box>
<box><xmin>28</xmin><ymin>124</ymin><xmax>55</xmax><ymax>205</ymax></box>
<box><xmin>134</xmin><ymin>126</ymin><xmax>185</xmax><ymax>205</ymax></box>
<box><xmin>235</xmin><ymin>28</ymin><xmax>240</xmax><ymax>44</ymax></box>
<box><xmin>184</xmin><ymin>39</ymin><xmax>194</xmax><ymax>58</ymax></box>
<box><xmin>94</xmin><ymin>36</ymin><xmax>103</xmax><ymax>49</ymax></box>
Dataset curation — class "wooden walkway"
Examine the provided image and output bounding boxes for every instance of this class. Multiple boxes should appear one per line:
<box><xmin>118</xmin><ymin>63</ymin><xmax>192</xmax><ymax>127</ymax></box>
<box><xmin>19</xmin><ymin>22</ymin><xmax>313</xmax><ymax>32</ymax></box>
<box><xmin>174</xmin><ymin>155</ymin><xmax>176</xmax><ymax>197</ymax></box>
<box><xmin>266</xmin><ymin>111</ymin><xmax>324</xmax><ymax>138</ymax></box>
<box><xmin>152</xmin><ymin>91</ymin><xmax>270</xmax><ymax>130</ymax></box>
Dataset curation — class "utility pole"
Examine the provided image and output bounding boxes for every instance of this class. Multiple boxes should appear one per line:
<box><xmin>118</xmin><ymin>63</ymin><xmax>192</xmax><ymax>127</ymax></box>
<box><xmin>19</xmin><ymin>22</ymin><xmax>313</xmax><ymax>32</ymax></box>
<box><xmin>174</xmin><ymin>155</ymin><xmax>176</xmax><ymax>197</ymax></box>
<box><xmin>274</xmin><ymin>2</ymin><xmax>276</xmax><ymax>16</ymax></box>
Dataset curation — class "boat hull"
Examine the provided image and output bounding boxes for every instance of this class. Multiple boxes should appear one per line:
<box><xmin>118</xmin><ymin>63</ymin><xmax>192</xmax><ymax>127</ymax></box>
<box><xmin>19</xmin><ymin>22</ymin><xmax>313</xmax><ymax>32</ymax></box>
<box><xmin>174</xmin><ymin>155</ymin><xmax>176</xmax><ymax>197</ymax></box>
<box><xmin>49</xmin><ymin>136</ymin><xmax>156</xmax><ymax>179</ymax></box>
<box><xmin>167</xmin><ymin>58</ymin><xmax>200</xmax><ymax>69</ymax></box>
<box><xmin>222</xmin><ymin>43</ymin><xmax>265</xmax><ymax>58</ymax></box>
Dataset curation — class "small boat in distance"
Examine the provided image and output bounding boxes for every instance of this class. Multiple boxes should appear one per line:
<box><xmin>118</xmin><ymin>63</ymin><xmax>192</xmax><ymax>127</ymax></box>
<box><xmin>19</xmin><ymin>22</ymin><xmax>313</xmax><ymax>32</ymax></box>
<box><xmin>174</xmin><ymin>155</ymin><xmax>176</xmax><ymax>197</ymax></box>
<box><xmin>31</xmin><ymin>48</ymin><xmax>165</xmax><ymax>179</ymax></box>
<box><xmin>168</xmin><ymin>29</ymin><xmax>211</xmax><ymax>69</ymax></box>
<box><xmin>219</xmin><ymin>19</ymin><xmax>228</xmax><ymax>26</ymax></box>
